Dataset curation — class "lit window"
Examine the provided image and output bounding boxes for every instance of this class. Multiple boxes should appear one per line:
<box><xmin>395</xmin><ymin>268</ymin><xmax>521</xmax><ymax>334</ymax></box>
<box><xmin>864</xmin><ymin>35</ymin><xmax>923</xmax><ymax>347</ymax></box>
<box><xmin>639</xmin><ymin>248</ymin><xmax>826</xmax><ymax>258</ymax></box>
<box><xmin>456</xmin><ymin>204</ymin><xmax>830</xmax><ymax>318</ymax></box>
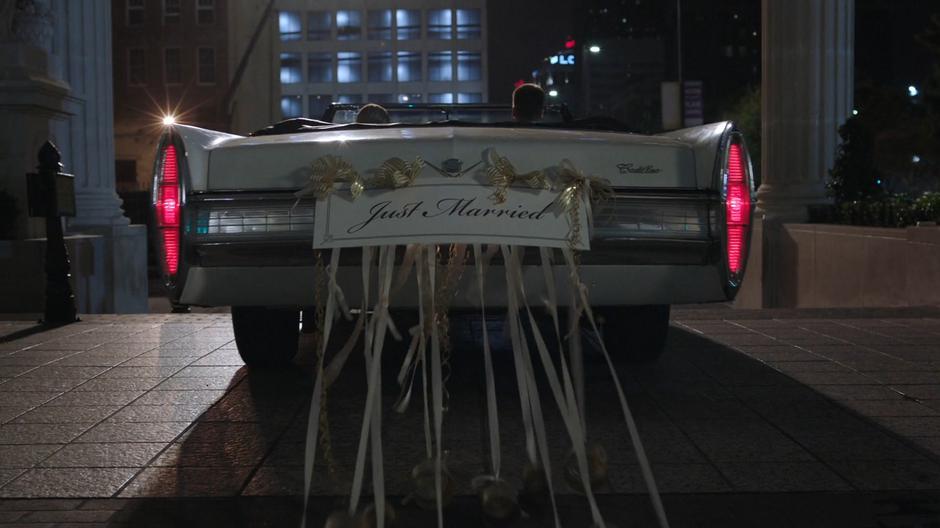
<box><xmin>427</xmin><ymin>9</ymin><xmax>452</xmax><ymax>39</ymax></box>
<box><xmin>281</xmin><ymin>96</ymin><xmax>302</xmax><ymax>119</ymax></box>
<box><xmin>429</xmin><ymin>93</ymin><xmax>453</xmax><ymax>104</ymax></box>
<box><xmin>337</xmin><ymin>52</ymin><xmax>362</xmax><ymax>83</ymax></box>
<box><xmin>164</xmin><ymin>48</ymin><xmax>181</xmax><ymax>84</ymax></box>
<box><xmin>164</xmin><ymin>0</ymin><xmax>181</xmax><ymax>23</ymax></box>
<box><xmin>396</xmin><ymin>9</ymin><xmax>420</xmax><ymax>40</ymax></box>
<box><xmin>279</xmin><ymin>11</ymin><xmax>302</xmax><ymax>41</ymax></box>
<box><xmin>368</xmin><ymin>94</ymin><xmax>395</xmax><ymax>103</ymax></box>
<box><xmin>398</xmin><ymin>93</ymin><xmax>422</xmax><ymax>103</ymax></box>
<box><xmin>197</xmin><ymin>0</ymin><xmax>214</xmax><ymax>25</ymax></box>
<box><xmin>457</xmin><ymin>92</ymin><xmax>482</xmax><ymax>103</ymax></box>
<box><xmin>280</xmin><ymin>52</ymin><xmax>302</xmax><ymax>84</ymax></box>
<box><xmin>128</xmin><ymin>48</ymin><xmax>146</xmax><ymax>86</ymax></box>
<box><xmin>337</xmin><ymin>94</ymin><xmax>363</xmax><ymax>104</ymax></box>
<box><xmin>307</xmin><ymin>11</ymin><xmax>331</xmax><ymax>40</ymax></box>
<box><xmin>428</xmin><ymin>51</ymin><xmax>453</xmax><ymax>81</ymax></box>
<box><xmin>308</xmin><ymin>95</ymin><xmax>332</xmax><ymax>119</ymax></box>
<box><xmin>368</xmin><ymin>52</ymin><xmax>393</xmax><ymax>82</ymax></box>
<box><xmin>397</xmin><ymin>51</ymin><xmax>421</xmax><ymax>82</ymax></box>
<box><xmin>127</xmin><ymin>0</ymin><xmax>144</xmax><ymax>26</ymax></box>
<box><xmin>336</xmin><ymin>10</ymin><xmax>361</xmax><ymax>40</ymax></box>
<box><xmin>198</xmin><ymin>48</ymin><xmax>216</xmax><ymax>84</ymax></box>
<box><xmin>457</xmin><ymin>51</ymin><xmax>481</xmax><ymax>81</ymax></box>
<box><xmin>307</xmin><ymin>53</ymin><xmax>332</xmax><ymax>83</ymax></box>
<box><xmin>368</xmin><ymin>10</ymin><xmax>392</xmax><ymax>40</ymax></box>
<box><xmin>456</xmin><ymin>9</ymin><xmax>481</xmax><ymax>39</ymax></box>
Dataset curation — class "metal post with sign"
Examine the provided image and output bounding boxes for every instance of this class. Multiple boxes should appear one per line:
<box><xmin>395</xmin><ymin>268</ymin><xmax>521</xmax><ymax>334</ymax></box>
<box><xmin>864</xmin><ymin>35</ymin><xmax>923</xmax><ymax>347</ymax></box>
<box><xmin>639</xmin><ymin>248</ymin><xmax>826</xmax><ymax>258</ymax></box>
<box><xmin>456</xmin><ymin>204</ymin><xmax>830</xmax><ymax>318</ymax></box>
<box><xmin>26</xmin><ymin>141</ymin><xmax>78</xmax><ymax>324</ymax></box>
<box><xmin>683</xmin><ymin>80</ymin><xmax>704</xmax><ymax>127</ymax></box>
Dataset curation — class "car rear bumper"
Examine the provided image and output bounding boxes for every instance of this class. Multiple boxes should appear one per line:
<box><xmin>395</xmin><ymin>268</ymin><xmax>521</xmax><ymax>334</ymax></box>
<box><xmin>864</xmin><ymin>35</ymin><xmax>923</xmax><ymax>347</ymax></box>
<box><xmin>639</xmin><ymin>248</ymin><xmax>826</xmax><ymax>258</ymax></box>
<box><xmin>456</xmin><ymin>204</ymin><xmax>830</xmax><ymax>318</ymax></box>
<box><xmin>179</xmin><ymin>261</ymin><xmax>729</xmax><ymax>308</ymax></box>
<box><xmin>174</xmin><ymin>189</ymin><xmax>734</xmax><ymax>307</ymax></box>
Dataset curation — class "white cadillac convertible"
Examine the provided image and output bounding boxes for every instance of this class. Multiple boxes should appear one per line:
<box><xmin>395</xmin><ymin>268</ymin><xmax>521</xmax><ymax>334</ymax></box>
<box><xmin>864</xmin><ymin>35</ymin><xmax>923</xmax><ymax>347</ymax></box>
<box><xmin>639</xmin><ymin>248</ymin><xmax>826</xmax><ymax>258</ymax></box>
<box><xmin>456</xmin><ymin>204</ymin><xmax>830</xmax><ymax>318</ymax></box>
<box><xmin>151</xmin><ymin>104</ymin><xmax>755</xmax><ymax>366</ymax></box>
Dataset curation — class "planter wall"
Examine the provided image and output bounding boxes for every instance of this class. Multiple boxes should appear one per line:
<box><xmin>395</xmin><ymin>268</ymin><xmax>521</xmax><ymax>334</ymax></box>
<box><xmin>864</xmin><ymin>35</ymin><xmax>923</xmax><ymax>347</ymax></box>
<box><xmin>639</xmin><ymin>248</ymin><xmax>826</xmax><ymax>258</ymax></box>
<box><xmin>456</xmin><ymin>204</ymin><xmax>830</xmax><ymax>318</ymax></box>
<box><xmin>774</xmin><ymin>223</ymin><xmax>940</xmax><ymax>308</ymax></box>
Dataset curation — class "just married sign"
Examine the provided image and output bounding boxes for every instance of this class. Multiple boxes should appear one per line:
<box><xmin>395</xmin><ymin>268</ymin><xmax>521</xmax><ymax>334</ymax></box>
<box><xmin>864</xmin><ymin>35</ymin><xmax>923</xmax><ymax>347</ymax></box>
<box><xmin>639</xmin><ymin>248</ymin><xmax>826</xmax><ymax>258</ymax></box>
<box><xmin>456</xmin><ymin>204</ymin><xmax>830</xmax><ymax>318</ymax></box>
<box><xmin>312</xmin><ymin>181</ymin><xmax>590</xmax><ymax>249</ymax></box>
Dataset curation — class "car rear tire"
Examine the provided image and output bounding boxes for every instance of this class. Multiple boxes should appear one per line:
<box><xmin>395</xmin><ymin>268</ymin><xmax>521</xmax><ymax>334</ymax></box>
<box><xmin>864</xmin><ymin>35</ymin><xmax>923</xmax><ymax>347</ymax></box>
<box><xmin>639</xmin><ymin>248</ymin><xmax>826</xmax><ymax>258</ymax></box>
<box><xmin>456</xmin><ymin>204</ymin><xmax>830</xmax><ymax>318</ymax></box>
<box><xmin>587</xmin><ymin>305</ymin><xmax>670</xmax><ymax>363</ymax></box>
<box><xmin>231</xmin><ymin>306</ymin><xmax>300</xmax><ymax>367</ymax></box>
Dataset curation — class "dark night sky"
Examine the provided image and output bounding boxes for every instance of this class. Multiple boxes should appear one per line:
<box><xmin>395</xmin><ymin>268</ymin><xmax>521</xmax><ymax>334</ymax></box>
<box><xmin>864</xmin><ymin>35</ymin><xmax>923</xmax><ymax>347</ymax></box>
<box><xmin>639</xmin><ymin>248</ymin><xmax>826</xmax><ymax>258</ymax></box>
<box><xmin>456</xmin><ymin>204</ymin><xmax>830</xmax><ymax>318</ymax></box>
<box><xmin>856</xmin><ymin>0</ymin><xmax>938</xmax><ymax>90</ymax></box>
<box><xmin>486</xmin><ymin>0</ymin><xmax>581</xmax><ymax>103</ymax></box>
<box><xmin>487</xmin><ymin>0</ymin><xmax>940</xmax><ymax>106</ymax></box>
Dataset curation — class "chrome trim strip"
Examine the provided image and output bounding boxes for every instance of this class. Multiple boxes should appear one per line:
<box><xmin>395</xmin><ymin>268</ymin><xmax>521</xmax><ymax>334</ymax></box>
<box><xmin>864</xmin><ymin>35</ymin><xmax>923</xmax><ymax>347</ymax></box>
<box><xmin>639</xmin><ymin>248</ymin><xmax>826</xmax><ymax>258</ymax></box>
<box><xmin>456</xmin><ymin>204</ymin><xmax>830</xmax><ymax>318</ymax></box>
<box><xmin>191</xmin><ymin>238</ymin><xmax>719</xmax><ymax>268</ymax></box>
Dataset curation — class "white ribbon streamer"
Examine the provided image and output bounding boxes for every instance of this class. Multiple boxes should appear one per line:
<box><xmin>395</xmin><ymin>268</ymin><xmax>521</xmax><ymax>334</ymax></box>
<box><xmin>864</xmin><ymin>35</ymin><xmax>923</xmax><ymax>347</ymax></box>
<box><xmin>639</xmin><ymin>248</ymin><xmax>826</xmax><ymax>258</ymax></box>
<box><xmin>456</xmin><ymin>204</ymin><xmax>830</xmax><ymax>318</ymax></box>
<box><xmin>501</xmin><ymin>246</ymin><xmax>564</xmax><ymax>528</ymax></box>
<box><xmin>301</xmin><ymin>248</ymin><xmax>341</xmax><ymax>528</ymax></box>
<box><xmin>349</xmin><ymin>246</ymin><xmax>395</xmax><ymax>524</ymax></box>
<box><xmin>474</xmin><ymin>244</ymin><xmax>501</xmax><ymax>479</ymax></box>
<box><xmin>503</xmin><ymin>246</ymin><xmax>603</xmax><ymax>526</ymax></box>
<box><xmin>427</xmin><ymin>246</ymin><xmax>446</xmax><ymax>528</ymax></box>
<box><xmin>323</xmin><ymin>248</ymin><xmax>372</xmax><ymax>387</ymax></box>
<box><xmin>562</xmin><ymin>248</ymin><xmax>670</xmax><ymax>528</ymax></box>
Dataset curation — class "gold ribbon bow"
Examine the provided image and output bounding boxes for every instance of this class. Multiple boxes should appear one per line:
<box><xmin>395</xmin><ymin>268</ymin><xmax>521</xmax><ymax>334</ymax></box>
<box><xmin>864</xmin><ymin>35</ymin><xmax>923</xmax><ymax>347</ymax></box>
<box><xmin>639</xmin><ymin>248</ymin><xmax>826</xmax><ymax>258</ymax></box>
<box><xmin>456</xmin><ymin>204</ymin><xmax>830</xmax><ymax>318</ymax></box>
<box><xmin>553</xmin><ymin>159</ymin><xmax>613</xmax><ymax>247</ymax></box>
<box><xmin>295</xmin><ymin>155</ymin><xmax>365</xmax><ymax>201</ymax></box>
<box><xmin>371</xmin><ymin>157</ymin><xmax>424</xmax><ymax>189</ymax></box>
<box><xmin>485</xmin><ymin>149</ymin><xmax>549</xmax><ymax>204</ymax></box>
<box><xmin>555</xmin><ymin>159</ymin><xmax>613</xmax><ymax>204</ymax></box>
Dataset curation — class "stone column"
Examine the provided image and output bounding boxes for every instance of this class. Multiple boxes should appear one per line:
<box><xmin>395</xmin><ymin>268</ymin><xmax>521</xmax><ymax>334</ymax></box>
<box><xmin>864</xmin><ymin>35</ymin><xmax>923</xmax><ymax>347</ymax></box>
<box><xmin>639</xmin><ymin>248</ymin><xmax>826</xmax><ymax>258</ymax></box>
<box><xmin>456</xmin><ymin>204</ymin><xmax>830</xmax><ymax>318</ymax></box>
<box><xmin>49</xmin><ymin>0</ymin><xmax>147</xmax><ymax>312</ymax></box>
<box><xmin>51</xmin><ymin>0</ymin><xmax>129</xmax><ymax>229</ymax></box>
<box><xmin>736</xmin><ymin>0</ymin><xmax>854</xmax><ymax>308</ymax></box>
<box><xmin>756</xmin><ymin>0</ymin><xmax>854</xmax><ymax>221</ymax></box>
<box><xmin>0</xmin><ymin>0</ymin><xmax>69</xmax><ymax>240</ymax></box>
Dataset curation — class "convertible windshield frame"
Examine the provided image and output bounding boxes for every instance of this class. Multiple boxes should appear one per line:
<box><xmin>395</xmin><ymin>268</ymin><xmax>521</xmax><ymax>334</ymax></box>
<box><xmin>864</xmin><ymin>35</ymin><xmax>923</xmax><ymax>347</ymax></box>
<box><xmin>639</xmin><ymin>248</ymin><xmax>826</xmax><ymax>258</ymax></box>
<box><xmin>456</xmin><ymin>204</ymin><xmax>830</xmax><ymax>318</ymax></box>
<box><xmin>251</xmin><ymin>103</ymin><xmax>638</xmax><ymax>137</ymax></box>
<box><xmin>321</xmin><ymin>102</ymin><xmax>572</xmax><ymax>124</ymax></box>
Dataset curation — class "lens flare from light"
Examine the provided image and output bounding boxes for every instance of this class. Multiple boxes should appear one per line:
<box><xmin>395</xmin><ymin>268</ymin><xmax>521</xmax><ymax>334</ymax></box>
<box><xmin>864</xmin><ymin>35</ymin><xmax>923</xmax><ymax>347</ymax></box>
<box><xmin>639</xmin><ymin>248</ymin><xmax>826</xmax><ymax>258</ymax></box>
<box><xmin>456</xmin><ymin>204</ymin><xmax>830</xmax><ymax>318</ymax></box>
<box><xmin>162</xmin><ymin>115</ymin><xmax>177</xmax><ymax>126</ymax></box>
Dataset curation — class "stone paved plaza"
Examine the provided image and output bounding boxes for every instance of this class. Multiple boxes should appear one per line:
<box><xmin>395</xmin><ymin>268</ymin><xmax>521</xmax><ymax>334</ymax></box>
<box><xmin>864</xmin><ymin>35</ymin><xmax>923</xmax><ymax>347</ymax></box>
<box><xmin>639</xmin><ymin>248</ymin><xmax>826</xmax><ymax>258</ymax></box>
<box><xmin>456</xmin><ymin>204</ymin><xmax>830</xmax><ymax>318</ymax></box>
<box><xmin>2</xmin><ymin>308</ymin><xmax>940</xmax><ymax>526</ymax></box>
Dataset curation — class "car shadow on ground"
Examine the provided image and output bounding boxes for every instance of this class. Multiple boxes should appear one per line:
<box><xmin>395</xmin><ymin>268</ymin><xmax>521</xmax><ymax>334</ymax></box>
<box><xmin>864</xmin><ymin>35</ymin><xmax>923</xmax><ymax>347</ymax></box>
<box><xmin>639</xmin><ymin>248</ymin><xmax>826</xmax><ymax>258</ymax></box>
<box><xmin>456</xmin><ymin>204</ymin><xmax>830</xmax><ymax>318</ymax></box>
<box><xmin>106</xmin><ymin>321</ymin><xmax>940</xmax><ymax>527</ymax></box>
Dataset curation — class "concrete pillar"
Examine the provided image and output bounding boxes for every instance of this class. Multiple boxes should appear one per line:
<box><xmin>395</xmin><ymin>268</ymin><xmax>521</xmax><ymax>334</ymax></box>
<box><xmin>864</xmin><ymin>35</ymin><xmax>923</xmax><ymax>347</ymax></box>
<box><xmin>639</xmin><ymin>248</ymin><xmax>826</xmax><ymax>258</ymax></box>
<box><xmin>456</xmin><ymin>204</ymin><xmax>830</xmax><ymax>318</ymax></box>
<box><xmin>756</xmin><ymin>0</ymin><xmax>854</xmax><ymax>222</ymax></box>
<box><xmin>736</xmin><ymin>0</ymin><xmax>854</xmax><ymax>308</ymax></box>
<box><xmin>0</xmin><ymin>1</ymin><xmax>146</xmax><ymax>314</ymax></box>
<box><xmin>49</xmin><ymin>0</ymin><xmax>148</xmax><ymax>313</ymax></box>
<box><xmin>51</xmin><ymin>0</ymin><xmax>128</xmax><ymax>229</ymax></box>
<box><xmin>0</xmin><ymin>0</ymin><xmax>69</xmax><ymax>240</ymax></box>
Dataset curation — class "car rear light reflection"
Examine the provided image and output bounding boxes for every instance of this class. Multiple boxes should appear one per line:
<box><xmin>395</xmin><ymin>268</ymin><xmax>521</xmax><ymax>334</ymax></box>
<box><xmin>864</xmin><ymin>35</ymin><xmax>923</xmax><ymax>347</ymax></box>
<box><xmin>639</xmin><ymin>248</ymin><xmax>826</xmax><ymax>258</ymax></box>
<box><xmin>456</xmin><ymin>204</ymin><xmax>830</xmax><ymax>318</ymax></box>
<box><xmin>725</xmin><ymin>141</ymin><xmax>751</xmax><ymax>279</ymax></box>
<box><xmin>155</xmin><ymin>144</ymin><xmax>181</xmax><ymax>277</ymax></box>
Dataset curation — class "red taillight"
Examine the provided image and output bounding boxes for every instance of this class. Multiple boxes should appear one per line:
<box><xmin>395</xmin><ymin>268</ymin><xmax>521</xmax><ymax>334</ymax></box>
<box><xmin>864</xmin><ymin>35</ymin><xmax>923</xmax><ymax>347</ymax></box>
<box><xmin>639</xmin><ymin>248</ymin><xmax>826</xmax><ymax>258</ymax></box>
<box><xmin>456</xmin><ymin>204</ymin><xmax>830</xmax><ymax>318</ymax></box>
<box><xmin>161</xmin><ymin>229</ymin><xmax>180</xmax><ymax>275</ymax></box>
<box><xmin>725</xmin><ymin>141</ymin><xmax>751</xmax><ymax>278</ymax></box>
<box><xmin>155</xmin><ymin>144</ymin><xmax>181</xmax><ymax>276</ymax></box>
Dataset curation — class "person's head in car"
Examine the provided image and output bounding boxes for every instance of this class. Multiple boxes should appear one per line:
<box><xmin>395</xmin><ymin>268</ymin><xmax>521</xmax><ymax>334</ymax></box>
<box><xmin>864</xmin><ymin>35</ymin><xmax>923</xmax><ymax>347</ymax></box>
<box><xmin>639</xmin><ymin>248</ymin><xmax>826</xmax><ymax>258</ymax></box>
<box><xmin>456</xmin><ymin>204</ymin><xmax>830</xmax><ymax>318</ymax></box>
<box><xmin>356</xmin><ymin>103</ymin><xmax>390</xmax><ymax>124</ymax></box>
<box><xmin>512</xmin><ymin>83</ymin><xmax>545</xmax><ymax>123</ymax></box>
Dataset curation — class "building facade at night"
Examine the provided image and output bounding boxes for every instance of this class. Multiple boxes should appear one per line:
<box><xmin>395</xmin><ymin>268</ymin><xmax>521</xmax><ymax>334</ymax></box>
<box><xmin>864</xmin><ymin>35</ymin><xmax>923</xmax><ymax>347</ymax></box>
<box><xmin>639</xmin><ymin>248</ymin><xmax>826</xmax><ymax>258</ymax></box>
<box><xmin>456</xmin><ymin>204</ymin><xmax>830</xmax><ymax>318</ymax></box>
<box><xmin>529</xmin><ymin>0</ymin><xmax>759</xmax><ymax>131</ymax></box>
<box><xmin>111</xmin><ymin>0</ymin><xmax>230</xmax><ymax>192</ymax></box>
<box><xmin>274</xmin><ymin>0</ymin><xmax>487</xmax><ymax>120</ymax></box>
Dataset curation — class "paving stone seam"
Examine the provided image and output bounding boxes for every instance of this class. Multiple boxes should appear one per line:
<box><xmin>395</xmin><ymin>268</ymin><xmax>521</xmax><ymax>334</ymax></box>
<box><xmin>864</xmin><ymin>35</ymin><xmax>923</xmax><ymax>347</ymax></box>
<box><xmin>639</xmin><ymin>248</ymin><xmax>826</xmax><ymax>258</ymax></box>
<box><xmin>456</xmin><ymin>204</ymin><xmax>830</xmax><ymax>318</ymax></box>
<box><xmin>682</xmin><ymin>355</ymin><xmax>860</xmax><ymax>492</ymax></box>
<box><xmin>108</xmin><ymin>374</ymin><xmax>250</xmax><ymax>498</ymax></box>
<box><xmin>726</xmin><ymin>320</ymin><xmax>928</xmax><ymax>402</ymax></box>
<box><xmin>699</xmin><ymin>317</ymin><xmax>940</xmax><ymax>486</ymax></box>
<box><xmin>629</xmin><ymin>362</ymin><xmax>738</xmax><ymax>491</ymax></box>
<box><xmin>0</xmin><ymin>321</ymin><xmax>236</xmax><ymax>494</ymax></box>
<box><xmin>675</xmin><ymin>321</ymin><xmax>865</xmax><ymax>487</ymax></box>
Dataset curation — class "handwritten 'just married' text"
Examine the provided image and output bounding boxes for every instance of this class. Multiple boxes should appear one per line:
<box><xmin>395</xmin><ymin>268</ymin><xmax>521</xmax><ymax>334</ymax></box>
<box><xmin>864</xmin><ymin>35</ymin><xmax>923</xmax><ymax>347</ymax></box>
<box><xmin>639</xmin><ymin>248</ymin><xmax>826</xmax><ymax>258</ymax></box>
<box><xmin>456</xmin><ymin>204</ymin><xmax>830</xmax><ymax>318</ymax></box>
<box><xmin>346</xmin><ymin>197</ymin><xmax>556</xmax><ymax>234</ymax></box>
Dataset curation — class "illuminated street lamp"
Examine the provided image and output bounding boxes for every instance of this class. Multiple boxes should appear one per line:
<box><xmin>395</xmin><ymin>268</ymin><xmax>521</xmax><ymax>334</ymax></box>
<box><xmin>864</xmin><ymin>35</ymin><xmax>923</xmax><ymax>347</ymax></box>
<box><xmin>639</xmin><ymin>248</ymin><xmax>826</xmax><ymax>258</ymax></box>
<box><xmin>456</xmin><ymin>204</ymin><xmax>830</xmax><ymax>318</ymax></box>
<box><xmin>908</xmin><ymin>85</ymin><xmax>919</xmax><ymax>97</ymax></box>
<box><xmin>548</xmin><ymin>89</ymin><xmax>559</xmax><ymax>97</ymax></box>
<box><xmin>162</xmin><ymin>115</ymin><xmax>177</xmax><ymax>126</ymax></box>
<box><xmin>588</xmin><ymin>45</ymin><xmax>601</xmax><ymax>53</ymax></box>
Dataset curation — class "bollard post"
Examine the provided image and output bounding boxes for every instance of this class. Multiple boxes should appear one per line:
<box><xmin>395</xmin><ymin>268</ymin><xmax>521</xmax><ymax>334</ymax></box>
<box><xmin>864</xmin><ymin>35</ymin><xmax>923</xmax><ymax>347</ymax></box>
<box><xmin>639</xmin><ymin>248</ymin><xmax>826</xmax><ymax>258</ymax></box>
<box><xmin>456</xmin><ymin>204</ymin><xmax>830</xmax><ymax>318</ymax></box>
<box><xmin>34</xmin><ymin>142</ymin><xmax>78</xmax><ymax>324</ymax></box>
